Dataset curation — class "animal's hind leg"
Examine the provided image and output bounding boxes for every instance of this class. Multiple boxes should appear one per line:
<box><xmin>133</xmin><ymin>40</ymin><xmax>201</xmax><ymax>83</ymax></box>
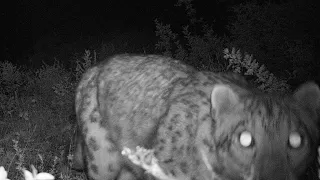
<box><xmin>72</xmin><ymin>127</ymin><xmax>85</xmax><ymax>170</ymax></box>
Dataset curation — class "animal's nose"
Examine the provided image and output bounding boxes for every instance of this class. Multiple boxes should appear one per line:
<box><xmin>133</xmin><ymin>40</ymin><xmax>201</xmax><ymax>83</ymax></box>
<box><xmin>258</xmin><ymin>154</ymin><xmax>291</xmax><ymax>180</ymax></box>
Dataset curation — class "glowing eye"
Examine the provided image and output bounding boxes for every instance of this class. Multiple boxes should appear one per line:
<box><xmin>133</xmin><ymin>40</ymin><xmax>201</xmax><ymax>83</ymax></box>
<box><xmin>239</xmin><ymin>131</ymin><xmax>253</xmax><ymax>147</ymax></box>
<box><xmin>289</xmin><ymin>132</ymin><xmax>302</xmax><ymax>149</ymax></box>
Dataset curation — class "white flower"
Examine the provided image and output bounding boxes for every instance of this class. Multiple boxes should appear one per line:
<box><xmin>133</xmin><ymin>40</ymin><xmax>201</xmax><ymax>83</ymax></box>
<box><xmin>23</xmin><ymin>165</ymin><xmax>54</xmax><ymax>180</ymax></box>
<box><xmin>0</xmin><ymin>166</ymin><xmax>10</xmax><ymax>180</ymax></box>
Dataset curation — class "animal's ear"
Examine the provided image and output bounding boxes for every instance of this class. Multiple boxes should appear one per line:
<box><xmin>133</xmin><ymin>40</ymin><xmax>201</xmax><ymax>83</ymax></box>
<box><xmin>293</xmin><ymin>82</ymin><xmax>320</xmax><ymax>117</ymax></box>
<box><xmin>211</xmin><ymin>84</ymin><xmax>239</xmax><ymax>118</ymax></box>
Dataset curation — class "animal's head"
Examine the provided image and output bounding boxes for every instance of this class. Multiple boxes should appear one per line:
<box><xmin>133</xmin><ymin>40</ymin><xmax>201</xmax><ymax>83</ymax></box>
<box><xmin>208</xmin><ymin>82</ymin><xmax>319</xmax><ymax>180</ymax></box>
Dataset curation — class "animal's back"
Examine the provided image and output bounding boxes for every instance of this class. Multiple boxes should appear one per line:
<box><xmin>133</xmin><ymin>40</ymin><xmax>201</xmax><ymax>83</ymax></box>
<box><xmin>75</xmin><ymin>54</ymin><xmax>208</xmax><ymax>180</ymax></box>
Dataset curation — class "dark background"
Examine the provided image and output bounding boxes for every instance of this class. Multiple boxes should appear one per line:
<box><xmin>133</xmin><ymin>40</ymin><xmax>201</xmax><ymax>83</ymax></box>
<box><xmin>3</xmin><ymin>0</ymin><xmax>320</xmax><ymax>85</ymax></box>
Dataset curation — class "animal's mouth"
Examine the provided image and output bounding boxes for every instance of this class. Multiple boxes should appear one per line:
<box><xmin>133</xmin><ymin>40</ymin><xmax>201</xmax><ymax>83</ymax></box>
<box><xmin>199</xmin><ymin>147</ymin><xmax>255</xmax><ymax>180</ymax></box>
<box><xmin>241</xmin><ymin>166</ymin><xmax>254</xmax><ymax>180</ymax></box>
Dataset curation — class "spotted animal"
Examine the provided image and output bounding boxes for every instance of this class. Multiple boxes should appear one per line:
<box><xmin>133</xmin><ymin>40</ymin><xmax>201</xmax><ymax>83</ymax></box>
<box><xmin>74</xmin><ymin>54</ymin><xmax>320</xmax><ymax>180</ymax></box>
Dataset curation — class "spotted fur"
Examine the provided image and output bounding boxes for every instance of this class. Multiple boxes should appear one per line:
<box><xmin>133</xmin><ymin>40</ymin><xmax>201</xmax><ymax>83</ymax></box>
<box><xmin>74</xmin><ymin>54</ymin><xmax>320</xmax><ymax>180</ymax></box>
